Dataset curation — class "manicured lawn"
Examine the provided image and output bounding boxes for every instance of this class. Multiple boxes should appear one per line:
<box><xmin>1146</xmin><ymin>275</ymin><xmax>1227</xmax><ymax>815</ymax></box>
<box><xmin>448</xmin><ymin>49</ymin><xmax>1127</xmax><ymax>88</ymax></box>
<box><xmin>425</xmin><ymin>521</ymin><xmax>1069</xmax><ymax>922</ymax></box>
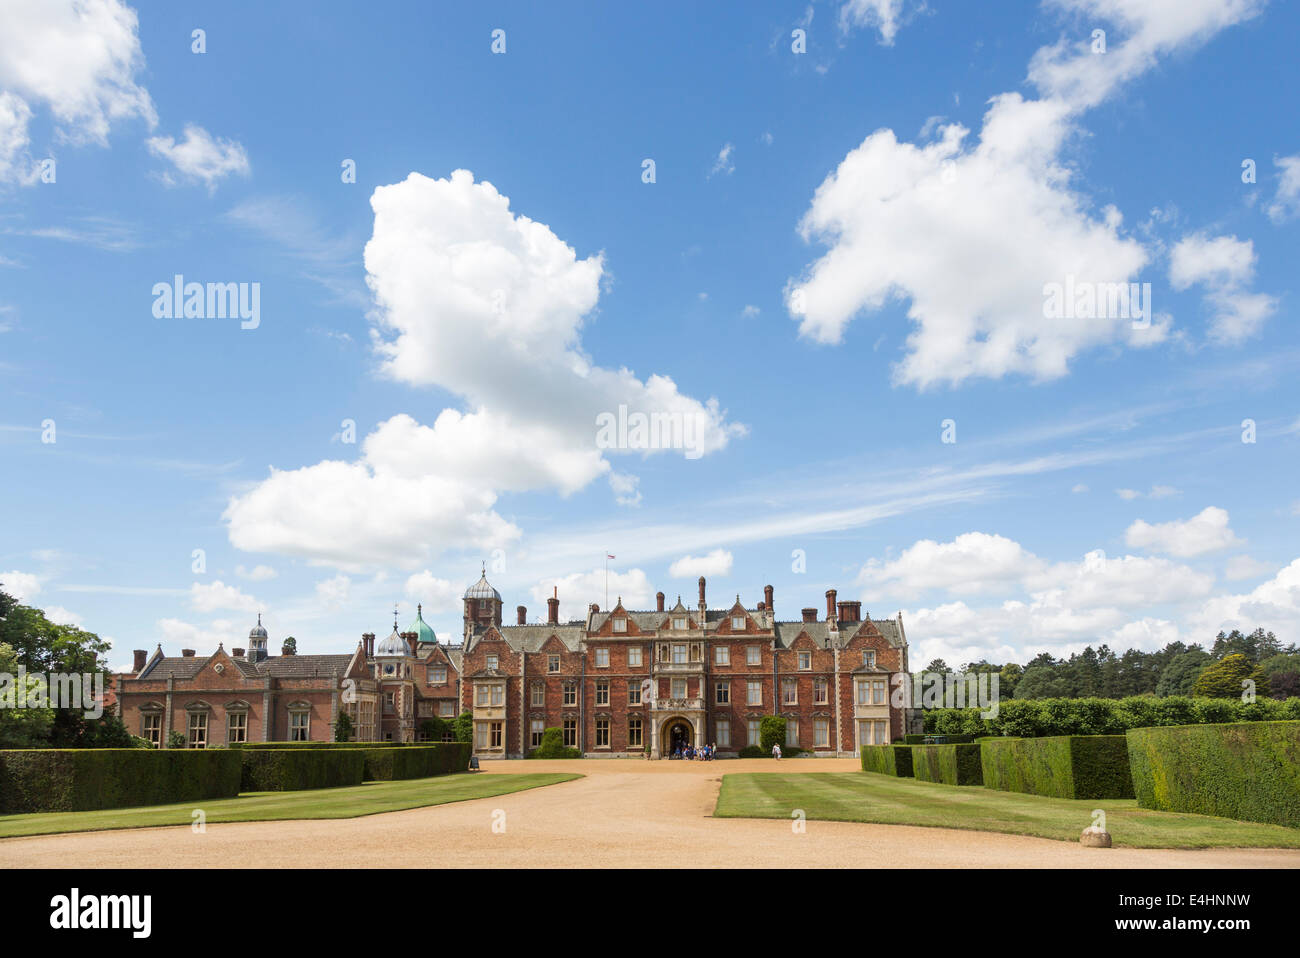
<box><xmin>715</xmin><ymin>772</ymin><xmax>1300</xmax><ymax>849</ymax></box>
<box><xmin>0</xmin><ymin>772</ymin><xmax>581</xmax><ymax>839</ymax></box>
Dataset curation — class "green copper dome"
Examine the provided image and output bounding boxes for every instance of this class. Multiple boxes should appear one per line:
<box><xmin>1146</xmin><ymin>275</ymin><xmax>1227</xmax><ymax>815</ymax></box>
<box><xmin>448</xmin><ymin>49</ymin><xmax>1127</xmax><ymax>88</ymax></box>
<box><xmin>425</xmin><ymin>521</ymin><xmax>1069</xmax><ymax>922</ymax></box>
<box><xmin>406</xmin><ymin>603</ymin><xmax>437</xmax><ymax>644</ymax></box>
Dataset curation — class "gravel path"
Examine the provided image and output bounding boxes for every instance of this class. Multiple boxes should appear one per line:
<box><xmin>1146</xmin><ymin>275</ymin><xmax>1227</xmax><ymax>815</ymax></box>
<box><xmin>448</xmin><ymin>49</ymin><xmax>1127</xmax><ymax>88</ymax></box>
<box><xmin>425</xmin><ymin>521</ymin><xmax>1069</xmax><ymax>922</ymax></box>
<box><xmin>3</xmin><ymin>758</ymin><xmax>1297</xmax><ymax>868</ymax></box>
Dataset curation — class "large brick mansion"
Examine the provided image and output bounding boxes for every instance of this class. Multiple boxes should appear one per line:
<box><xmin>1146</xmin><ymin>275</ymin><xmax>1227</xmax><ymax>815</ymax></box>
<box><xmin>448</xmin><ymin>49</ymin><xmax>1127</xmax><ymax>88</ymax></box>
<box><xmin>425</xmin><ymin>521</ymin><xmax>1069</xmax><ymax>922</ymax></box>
<box><xmin>116</xmin><ymin>572</ymin><xmax>913</xmax><ymax>758</ymax></box>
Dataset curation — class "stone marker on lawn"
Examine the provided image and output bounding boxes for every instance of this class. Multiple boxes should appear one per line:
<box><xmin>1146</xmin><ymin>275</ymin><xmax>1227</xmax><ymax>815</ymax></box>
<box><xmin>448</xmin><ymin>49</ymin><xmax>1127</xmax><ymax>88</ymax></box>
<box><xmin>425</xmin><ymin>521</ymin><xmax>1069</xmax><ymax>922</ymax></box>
<box><xmin>1080</xmin><ymin>826</ymin><xmax>1112</xmax><ymax>848</ymax></box>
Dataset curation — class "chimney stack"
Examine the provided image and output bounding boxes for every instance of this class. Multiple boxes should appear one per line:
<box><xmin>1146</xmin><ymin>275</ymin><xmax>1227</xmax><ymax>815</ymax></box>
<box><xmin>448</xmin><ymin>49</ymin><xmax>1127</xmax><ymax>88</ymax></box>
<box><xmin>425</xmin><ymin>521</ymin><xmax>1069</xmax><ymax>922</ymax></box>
<box><xmin>698</xmin><ymin>576</ymin><xmax>706</xmax><ymax>608</ymax></box>
<box><xmin>282</xmin><ymin>641</ymin><xmax>296</xmax><ymax>656</ymax></box>
<box><xmin>825</xmin><ymin>589</ymin><xmax>838</xmax><ymax>620</ymax></box>
<box><xmin>837</xmin><ymin>601</ymin><xmax>861</xmax><ymax>623</ymax></box>
<box><xmin>802</xmin><ymin>608</ymin><xmax>817</xmax><ymax>623</ymax></box>
<box><xmin>363</xmin><ymin>632</ymin><xmax>375</xmax><ymax>657</ymax></box>
<box><xmin>548</xmin><ymin>588</ymin><xmax>560</xmax><ymax>625</ymax></box>
<box><xmin>181</xmin><ymin>648</ymin><xmax>196</xmax><ymax>657</ymax></box>
<box><xmin>656</xmin><ymin>591</ymin><xmax>665</xmax><ymax>612</ymax></box>
<box><xmin>403</xmin><ymin>631</ymin><xmax>418</xmax><ymax>656</ymax></box>
<box><xmin>233</xmin><ymin>647</ymin><xmax>245</xmax><ymax>659</ymax></box>
<box><xmin>133</xmin><ymin>649</ymin><xmax>147</xmax><ymax>672</ymax></box>
<box><xmin>517</xmin><ymin>605</ymin><xmax>527</xmax><ymax>625</ymax></box>
<box><xmin>764</xmin><ymin>584</ymin><xmax>774</xmax><ymax>617</ymax></box>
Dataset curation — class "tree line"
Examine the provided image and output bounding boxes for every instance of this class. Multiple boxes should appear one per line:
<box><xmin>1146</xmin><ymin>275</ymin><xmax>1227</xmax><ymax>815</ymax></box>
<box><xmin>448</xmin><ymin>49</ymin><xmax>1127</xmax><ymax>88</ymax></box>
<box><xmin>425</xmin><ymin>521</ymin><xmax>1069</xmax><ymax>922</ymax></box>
<box><xmin>923</xmin><ymin>628</ymin><xmax>1299</xmax><ymax>700</ymax></box>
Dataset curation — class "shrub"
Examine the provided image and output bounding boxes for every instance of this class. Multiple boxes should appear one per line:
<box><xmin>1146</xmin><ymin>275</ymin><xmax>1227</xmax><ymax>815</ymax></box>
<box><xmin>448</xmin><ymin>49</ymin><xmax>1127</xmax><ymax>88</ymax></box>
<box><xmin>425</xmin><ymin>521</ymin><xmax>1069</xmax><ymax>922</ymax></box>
<box><xmin>1192</xmin><ymin>654</ymin><xmax>1270</xmax><ymax>699</ymax></box>
<box><xmin>0</xmin><ymin>748</ymin><xmax>242</xmax><ymax>813</ymax></box>
<box><xmin>526</xmin><ymin>727</ymin><xmax>580</xmax><ymax>759</ymax></box>
<box><xmin>759</xmin><ymin>716</ymin><xmax>786</xmax><ymax>754</ymax></box>
<box><xmin>737</xmin><ymin>745</ymin><xmax>766</xmax><ymax>758</ymax></box>
<box><xmin>239</xmin><ymin>748</ymin><xmax>365</xmax><ymax>791</ymax></box>
<box><xmin>453</xmin><ymin>711</ymin><xmax>473</xmax><ymax>744</ymax></box>
<box><xmin>334</xmin><ymin>711</ymin><xmax>353</xmax><ymax>742</ymax></box>
<box><xmin>1127</xmin><ymin>721</ymin><xmax>1300</xmax><ymax>827</ymax></box>
<box><xmin>360</xmin><ymin>743</ymin><xmax>471</xmax><ymax>780</ymax></box>
<box><xmin>910</xmin><ymin>744</ymin><xmax>983</xmax><ymax>786</ymax></box>
<box><xmin>980</xmin><ymin>735</ymin><xmax>1134</xmax><ymax>799</ymax></box>
<box><xmin>860</xmin><ymin>744</ymin><xmax>914</xmax><ymax>777</ymax></box>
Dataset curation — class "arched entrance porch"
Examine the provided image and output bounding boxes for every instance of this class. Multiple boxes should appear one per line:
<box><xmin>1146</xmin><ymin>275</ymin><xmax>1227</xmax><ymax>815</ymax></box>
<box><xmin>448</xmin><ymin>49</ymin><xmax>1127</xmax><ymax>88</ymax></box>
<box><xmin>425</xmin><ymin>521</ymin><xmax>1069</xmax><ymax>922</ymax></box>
<box><xmin>660</xmin><ymin>716</ymin><xmax>694</xmax><ymax>757</ymax></box>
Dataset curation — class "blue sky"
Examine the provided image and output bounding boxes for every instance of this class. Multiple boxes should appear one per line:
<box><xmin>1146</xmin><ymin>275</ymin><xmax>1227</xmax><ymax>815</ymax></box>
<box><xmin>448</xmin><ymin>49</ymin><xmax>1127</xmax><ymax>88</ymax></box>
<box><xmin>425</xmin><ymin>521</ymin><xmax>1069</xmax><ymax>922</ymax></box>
<box><xmin>2</xmin><ymin>0</ymin><xmax>1298</xmax><ymax>671</ymax></box>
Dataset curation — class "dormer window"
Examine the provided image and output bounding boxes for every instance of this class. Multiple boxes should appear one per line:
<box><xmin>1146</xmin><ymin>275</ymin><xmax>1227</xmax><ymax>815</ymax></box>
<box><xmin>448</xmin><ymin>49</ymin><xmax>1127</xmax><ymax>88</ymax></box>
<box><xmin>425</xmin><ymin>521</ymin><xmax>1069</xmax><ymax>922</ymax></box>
<box><xmin>673</xmin><ymin>617</ymin><xmax>686</xmax><ymax>631</ymax></box>
<box><xmin>731</xmin><ymin>616</ymin><xmax>745</xmax><ymax>630</ymax></box>
<box><xmin>612</xmin><ymin>617</ymin><xmax>627</xmax><ymax>633</ymax></box>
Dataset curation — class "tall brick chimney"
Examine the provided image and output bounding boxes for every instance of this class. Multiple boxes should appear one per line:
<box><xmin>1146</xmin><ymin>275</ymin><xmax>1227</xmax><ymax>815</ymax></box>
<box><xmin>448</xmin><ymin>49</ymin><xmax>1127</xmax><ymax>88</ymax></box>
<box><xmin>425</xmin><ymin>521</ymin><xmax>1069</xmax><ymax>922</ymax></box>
<box><xmin>656</xmin><ymin>591</ymin><xmax>665</xmax><ymax>612</ymax></box>
<box><xmin>548</xmin><ymin>587</ymin><xmax>560</xmax><ymax>625</ymax></box>
<box><xmin>181</xmin><ymin>649</ymin><xmax>196</xmax><ymax>657</ymax></box>
<box><xmin>837</xmin><ymin>601</ymin><xmax>861</xmax><ymax>624</ymax></box>
<box><xmin>133</xmin><ymin>649</ymin><xmax>147</xmax><ymax>672</ymax></box>
<box><xmin>825</xmin><ymin>589</ymin><xmax>837</xmax><ymax>620</ymax></box>
<box><xmin>764</xmin><ymin>584</ymin><xmax>774</xmax><ymax>617</ymax></box>
<box><xmin>282</xmin><ymin>641</ymin><xmax>296</xmax><ymax>656</ymax></box>
<box><xmin>801</xmin><ymin>608</ymin><xmax>817</xmax><ymax>623</ymax></box>
<box><xmin>698</xmin><ymin>576</ymin><xmax>706</xmax><ymax>608</ymax></box>
<box><xmin>363</xmin><ymin>632</ymin><xmax>375</xmax><ymax>657</ymax></box>
<box><xmin>517</xmin><ymin>605</ymin><xmax>527</xmax><ymax>625</ymax></box>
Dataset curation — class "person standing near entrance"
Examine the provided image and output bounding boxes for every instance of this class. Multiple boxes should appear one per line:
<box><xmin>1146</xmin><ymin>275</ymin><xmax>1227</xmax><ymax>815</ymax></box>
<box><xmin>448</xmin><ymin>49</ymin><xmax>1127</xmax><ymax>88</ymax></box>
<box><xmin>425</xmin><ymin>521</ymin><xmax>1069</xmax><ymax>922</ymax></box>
<box><xmin>772</xmin><ymin>743</ymin><xmax>781</xmax><ymax>761</ymax></box>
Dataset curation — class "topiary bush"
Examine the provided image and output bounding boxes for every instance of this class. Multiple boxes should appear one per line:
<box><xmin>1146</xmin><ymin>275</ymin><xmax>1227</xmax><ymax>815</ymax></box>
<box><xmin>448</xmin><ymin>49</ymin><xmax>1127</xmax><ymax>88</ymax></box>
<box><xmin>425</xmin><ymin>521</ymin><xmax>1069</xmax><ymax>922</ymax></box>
<box><xmin>860</xmin><ymin>744</ymin><xmax>914</xmax><ymax>777</ymax></box>
<box><xmin>239</xmin><ymin>748</ymin><xmax>365</xmax><ymax>791</ymax></box>
<box><xmin>1127</xmin><ymin>720</ymin><xmax>1300</xmax><ymax>827</ymax></box>
<box><xmin>0</xmin><ymin>748</ymin><xmax>242</xmax><ymax>813</ymax></box>
<box><xmin>911</xmin><ymin>743</ymin><xmax>983</xmax><ymax>786</ymax></box>
<box><xmin>980</xmin><ymin>735</ymin><xmax>1134</xmax><ymax>799</ymax></box>
<box><xmin>526</xmin><ymin>727</ymin><xmax>580</xmax><ymax>759</ymax></box>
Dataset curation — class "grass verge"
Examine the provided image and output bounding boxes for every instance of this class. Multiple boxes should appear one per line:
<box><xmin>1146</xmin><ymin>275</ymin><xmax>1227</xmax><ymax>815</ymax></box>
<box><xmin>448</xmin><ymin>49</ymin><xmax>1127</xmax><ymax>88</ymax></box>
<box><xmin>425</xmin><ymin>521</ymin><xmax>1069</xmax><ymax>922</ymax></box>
<box><xmin>714</xmin><ymin>772</ymin><xmax>1300</xmax><ymax>849</ymax></box>
<box><xmin>0</xmin><ymin>772</ymin><xmax>581</xmax><ymax>839</ymax></box>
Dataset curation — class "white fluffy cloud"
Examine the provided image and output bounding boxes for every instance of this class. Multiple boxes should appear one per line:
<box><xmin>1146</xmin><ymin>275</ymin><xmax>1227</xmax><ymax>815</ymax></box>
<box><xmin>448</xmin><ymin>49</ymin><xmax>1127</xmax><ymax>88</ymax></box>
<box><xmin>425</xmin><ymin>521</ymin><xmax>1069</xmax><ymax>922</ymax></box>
<box><xmin>860</xmin><ymin>533</ymin><xmax>1044</xmax><ymax>599</ymax></box>
<box><xmin>403</xmin><ymin>570</ymin><xmax>462</xmax><ymax>612</ymax></box>
<box><xmin>1125</xmin><ymin>506</ymin><xmax>1242</xmax><ymax>557</ymax></box>
<box><xmin>0</xmin><ymin>0</ymin><xmax>155</xmax><ymax>183</ymax></box>
<box><xmin>235</xmin><ymin>564</ymin><xmax>277</xmax><ymax>581</ymax></box>
<box><xmin>669</xmin><ymin>549</ymin><xmax>734</xmax><ymax>579</ymax></box>
<box><xmin>1188</xmin><ymin>558</ymin><xmax>1300</xmax><ymax>637</ymax></box>
<box><xmin>0</xmin><ymin>569</ymin><xmax>41</xmax><ymax>603</ymax></box>
<box><xmin>147</xmin><ymin>123</ymin><xmax>249</xmax><ymax>190</ymax></box>
<box><xmin>709</xmin><ymin>142</ymin><xmax>735</xmax><ymax>178</ymax></box>
<box><xmin>158</xmin><ymin>617</ymin><xmax>236</xmax><ymax>650</ymax></box>
<box><xmin>788</xmin><ymin>0</ymin><xmax>1266</xmax><ymax>386</ymax></box>
<box><xmin>529</xmin><ymin>568</ymin><xmax>654</xmax><ymax>622</ymax></box>
<box><xmin>314</xmin><ymin>574</ymin><xmax>351</xmax><ymax>610</ymax></box>
<box><xmin>1265</xmin><ymin>152</ymin><xmax>1300</xmax><ymax>223</ymax></box>
<box><xmin>837</xmin><ymin>0</ymin><xmax>913</xmax><ymax>45</ymax></box>
<box><xmin>1169</xmin><ymin>233</ymin><xmax>1275</xmax><ymax>342</ymax></box>
<box><xmin>189</xmin><ymin>580</ymin><xmax>259</xmax><ymax>613</ymax></box>
<box><xmin>227</xmin><ymin>170</ymin><xmax>743</xmax><ymax>568</ymax></box>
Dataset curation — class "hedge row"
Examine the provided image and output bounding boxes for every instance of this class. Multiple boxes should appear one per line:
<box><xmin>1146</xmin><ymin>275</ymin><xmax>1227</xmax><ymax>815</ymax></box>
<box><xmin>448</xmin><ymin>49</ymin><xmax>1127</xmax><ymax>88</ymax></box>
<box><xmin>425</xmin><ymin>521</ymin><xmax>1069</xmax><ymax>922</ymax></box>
<box><xmin>923</xmin><ymin>696</ymin><xmax>1300</xmax><ymax>738</ymax></box>
<box><xmin>359</xmin><ymin>743</ymin><xmax>471</xmax><ymax>780</ymax></box>
<box><xmin>1127</xmin><ymin>721</ymin><xmax>1300</xmax><ymax>828</ymax></box>
<box><xmin>229</xmin><ymin>741</ymin><xmax>414</xmax><ymax>749</ymax></box>
<box><xmin>910</xmin><ymin>743</ymin><xmax>983</xmax><ymax>786</ymax></box>
<box><xmin>860</xmin><ymin>744</ymin><xmax>914</xmax><ymax>777</ymax></box>
<box><xmin>0</xmin><ymin>748</ymin><xmax>242</xmax><ymax>813</ymax></box>
<box><xmin>980</xmin><ymin>735</ymin><xmax>1134</xmax><ymax>800</ymax></box>
<box><xmin>239</xmin><ymin>749</ymin><xmax>365</xmax><ymax>791</ymax></box>
<box><xmin>902</xmin><ymin>733</ymin><xmax>980</xmax><ymax>745</ymax></box>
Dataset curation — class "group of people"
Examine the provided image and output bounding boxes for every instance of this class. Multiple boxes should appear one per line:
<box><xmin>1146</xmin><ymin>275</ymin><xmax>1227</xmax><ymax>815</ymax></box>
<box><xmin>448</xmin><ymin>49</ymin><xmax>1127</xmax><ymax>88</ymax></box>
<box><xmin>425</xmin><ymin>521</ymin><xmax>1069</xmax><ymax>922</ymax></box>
<box><xmin>671</xmin><ymin>742</ymin><xmax>717</xmax><ymax>761</ymax></box>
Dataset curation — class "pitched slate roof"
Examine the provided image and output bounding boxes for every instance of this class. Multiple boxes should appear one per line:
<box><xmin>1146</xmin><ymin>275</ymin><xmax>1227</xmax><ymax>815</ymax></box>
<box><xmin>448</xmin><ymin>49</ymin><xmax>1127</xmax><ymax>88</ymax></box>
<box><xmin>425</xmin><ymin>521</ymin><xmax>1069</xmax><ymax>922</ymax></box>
<box><xmin>255</xmin><ymin>654</ymin><xmax>352</xmax><ymax>677</ymax></box>
<box><xmin>495</xmin><ymin>624</ymin><xmax>585</xmax><ymax>652</ymax></box>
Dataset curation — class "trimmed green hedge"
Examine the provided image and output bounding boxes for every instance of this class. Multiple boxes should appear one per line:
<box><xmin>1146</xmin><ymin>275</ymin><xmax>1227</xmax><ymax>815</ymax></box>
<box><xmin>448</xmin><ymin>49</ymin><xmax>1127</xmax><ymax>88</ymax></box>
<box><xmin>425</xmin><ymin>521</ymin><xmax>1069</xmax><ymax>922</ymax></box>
<box><xmin>0</xmin><ymin>748</ymin><xmax>242</xmax><ymax>813</ymax></box>
<box><xmin>911</xmin><ymin>743</ymin><xmax>983</xmax><ymax>786</ymax></box>
<box><xmin>980</xmin><ymin>735</ymin><xmax>1134</xmax><ymax>799</ymax></box>
<box><xmin>902</xmin><ymin>733</ymin><xmax>979</xmax><ymax>745</ymax></box>
<box><xmin>229</xmin><ymin>740</ymin><xmax>412</xmax><ymax>749</ymax></box>
<box><xmin>1127</xmin><ymin>721</ymin><xmax>1300</xmax><ymax>827</ymax></box>
<box><xmin>860</xmin><ymin>744</ymin><xmax>914</xmax><ymax>777</ymax></box>
<box><xmin>527</xmin><ymin>728</ymin><xmax>581</xmax><ymax>759</ymax></box>
<box><xmin>360</xmin><ymin>743</ymin><xmax>471</xmax><ymax>780</ymax></box>
<box><xmin>924</xmin><ymin>695</ymin><xmax>1300</xmax><ymax>738</ymax></box>
<box><xmin>239</xmin><ymin>748</ymin><xmax>365</xmax><ymax>791</ymax></box>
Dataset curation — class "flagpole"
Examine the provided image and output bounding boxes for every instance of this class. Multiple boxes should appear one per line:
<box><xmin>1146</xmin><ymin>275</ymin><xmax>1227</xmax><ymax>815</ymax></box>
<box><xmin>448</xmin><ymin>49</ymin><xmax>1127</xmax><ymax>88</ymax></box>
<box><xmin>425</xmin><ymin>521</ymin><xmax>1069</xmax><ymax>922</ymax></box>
<box><xmin>605</xmin><ymin>553</ymin><xmax>609</xmax><ymax>611</ymax></box>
